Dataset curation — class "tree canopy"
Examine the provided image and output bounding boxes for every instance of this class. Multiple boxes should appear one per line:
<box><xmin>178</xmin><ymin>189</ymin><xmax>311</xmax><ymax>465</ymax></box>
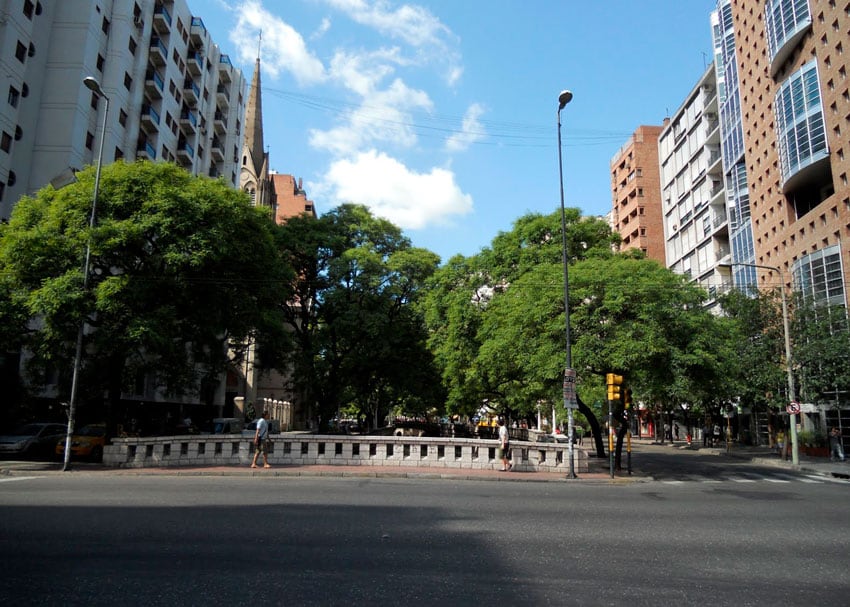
<box><xmin>0</xmin><ymin>161</ymin><xmax>289</xmax><ymax>426</ymax></box>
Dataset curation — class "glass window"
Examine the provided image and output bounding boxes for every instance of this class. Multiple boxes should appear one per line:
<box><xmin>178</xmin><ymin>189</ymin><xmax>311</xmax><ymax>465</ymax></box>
<box><xmin>765</xmin><ymin>0</ymin><xmax>811</xmax><ymax>61</ymax></box>
<box><xmin>775</xmin><ymin>61</ymin><xmax>827</xmax><ymax>183</ymax></box>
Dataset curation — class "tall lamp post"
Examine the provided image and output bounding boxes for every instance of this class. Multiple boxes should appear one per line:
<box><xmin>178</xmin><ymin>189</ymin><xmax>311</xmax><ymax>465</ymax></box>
<box><xmin>727</xmin><ymin>262</ymin><xmax>798</xmax><ymax>465</ymax></box>
<box><xmin>62</xmin><ymin>76</ymin><xmax>109</xmax><ymax>472</ymax></box>
<box><xmin>557</xmin><ymin>89</ymin><xmax>577</xmax><ymax>479</ymax></box>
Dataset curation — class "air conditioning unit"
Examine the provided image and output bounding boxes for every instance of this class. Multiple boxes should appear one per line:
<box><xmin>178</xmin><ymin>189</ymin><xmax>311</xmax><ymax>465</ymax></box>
<box><xmin>133</xmin><ymin>16</ymin><xmax>144</xmax><ymax>28</ymax></box>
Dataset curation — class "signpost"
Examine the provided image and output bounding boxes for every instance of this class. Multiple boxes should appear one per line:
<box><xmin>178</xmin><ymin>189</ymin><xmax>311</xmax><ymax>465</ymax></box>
<box><xmin>563</xmin><ymin>368</ymin><xmax>578</xmax><ymax>409</ymax></box>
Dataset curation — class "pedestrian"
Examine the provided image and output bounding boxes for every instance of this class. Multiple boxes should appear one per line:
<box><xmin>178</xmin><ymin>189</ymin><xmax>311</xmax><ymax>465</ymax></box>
<box><xmin>703</xmin><ymin>423</ymin><xmax>710</xmax><ymax>447</ymax></box>
<box><xmin>776</xmin><ymin>428</ymin><xmax>786</xmax><ymax>459</ymax></box>
<box><xmin>673</xmin><ymin>423</ymin><xmax>680</xmax><ymax>441</ymax></box>
<box><xmin>712</xmin><ymin>423</ymin><xmax>721</xmax><ymax>447</ymax></box>
<box><xmin>498</xmin><ymin>418</ymin><xmax>511</xmax><ymax>471</ymax></box>
<box><xmin>251</xmin><ymin>411</ymin><xmax>271</xmax><ymax>469</ymax></box>
<box><xmin>829</xmin><ymin>427</ymin><xmax>845</xmax><ymax>462</ymax></box>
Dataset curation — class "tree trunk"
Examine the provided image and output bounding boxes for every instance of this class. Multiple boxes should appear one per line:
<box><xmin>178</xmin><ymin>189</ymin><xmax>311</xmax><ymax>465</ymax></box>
<box><xmin>576</xmin><ymin>394</ymin><xmax>605</xmax><ymax>457</ymax></box>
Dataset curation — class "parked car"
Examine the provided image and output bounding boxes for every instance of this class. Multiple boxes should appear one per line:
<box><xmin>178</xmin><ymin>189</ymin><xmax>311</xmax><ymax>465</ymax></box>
<box><xmin>0</xmin><ymin>423</ymin><xmax>67</xmax><ymax>458</ymax></box>
<box><xmin>55</xmin><ymin>424</ymin><xmax>106</xmax><ymax>462</ymax></box>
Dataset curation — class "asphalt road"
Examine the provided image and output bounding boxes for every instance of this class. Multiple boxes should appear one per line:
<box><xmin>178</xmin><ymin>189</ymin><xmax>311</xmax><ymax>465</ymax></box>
<box><xmin>1</xmin><ymin>463</ymin><xmax>848</xmax><ymax>607</ymax></box>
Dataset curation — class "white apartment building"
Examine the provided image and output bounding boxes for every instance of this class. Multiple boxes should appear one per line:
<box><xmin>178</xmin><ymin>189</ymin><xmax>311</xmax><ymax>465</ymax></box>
<box><xmin>0</xmin><ymin>0</ymin><xmax>246</xmax><ymax>221</ymax></box>
<box><xmin>659</xmin><ymin>63</ymin><xmax>729</xmax><ymax>310</ymax></box>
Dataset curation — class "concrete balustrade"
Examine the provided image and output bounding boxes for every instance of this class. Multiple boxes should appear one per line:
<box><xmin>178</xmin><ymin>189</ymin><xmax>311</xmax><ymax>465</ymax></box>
<box><xmin>103</xmin><ymin>434</ymin><xmax>590</xmax><ymax>473</ymax></box>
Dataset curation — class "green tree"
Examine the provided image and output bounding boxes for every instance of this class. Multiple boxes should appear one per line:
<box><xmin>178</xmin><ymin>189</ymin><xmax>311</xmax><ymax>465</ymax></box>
<box><xmin>276</xmin><ymin>204</ymin><xmax>442</xmax><ymax>430</ymax></box>
<box><xmin>422</xmin><ymin>210</ymin><xmax>621</xmax><ymax>434</ymax></box>
<box><xmin>0</xmin><ymin>161</ymin><xmax>289</xmax><ymax>430</ymax></box>
<box><xmin>793</xmin><ymin>299</ymin><xmax>850</xmax><ymax>405</ymax></box>
<box><xmin>717</xmin><ymin>288</ymin><xmax>789</xmax><ymax>412</ymax></box>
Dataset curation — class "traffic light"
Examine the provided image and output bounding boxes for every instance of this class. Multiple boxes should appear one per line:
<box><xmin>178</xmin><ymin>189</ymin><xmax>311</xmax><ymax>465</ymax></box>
<box><xmin>606</xmin><ymin>373</ymin><xmax>623</xmax><ymax>401</ymax></box>
<box><xmin>623</xmin><ymin>388</ymin><xmax>632</xmax><ymax>409</ymax></box>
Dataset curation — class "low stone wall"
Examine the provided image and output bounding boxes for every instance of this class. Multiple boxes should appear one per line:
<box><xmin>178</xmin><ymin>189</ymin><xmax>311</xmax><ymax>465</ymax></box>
<box><xmin>103</xmin><ymin>434</ymin><xmax>589</xmax><ymax>473</ymax></box>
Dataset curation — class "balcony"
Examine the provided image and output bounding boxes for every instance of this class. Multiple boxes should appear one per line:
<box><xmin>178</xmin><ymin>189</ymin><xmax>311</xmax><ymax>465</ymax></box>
<box><xmin>218</xmin><ymin>54</ymin><xmax>232</xmax><ymax>83</ymax></box>
<box><xmin>148</xmin><ymin>36</ymin><xmax>168</xmax><ymax>66</ymax></box>
<box><xmin>183</xmin><ymin>78</ymin><xmax>200</xmax><ymax>104</ymax></box>
<box><xmin>187</xmin><ymin>50</ymin><xmax>202</xmax><ymax>76</ymax></box>
<box><xmin>180</xmin><ymin>109</ymin><xmax>198</xmax><ymax>130</ymax></box>
<box><xmin>152</xmin><ymin>3</ymin><xmax>172</xmax><ymax>35</ymax></box>
<box><xmin>216</xmin><ymin>84</ymin><xmax>230</xmax><ymax>108</ymax></box>
<box><xmin>190</xmin><ymin>17</ymin><xmax>207</xmax><ymax>46</ymax></box>
<box><xmin>211</xmin><ymin>137</ymin><xmax>224</xmax><ymax>162</ymax></box>
<box><xmin>213</xmin><ymin>110</ymin><xmax>228</xmax><ymax>134</ymax></box>
<box><xmin>144</xmin><ymin>69</ymin><xmax>164</xmax><ymax>98</ymax></box>
<box><xmin>140</xmin><ymin>104</ymin><xmax>161</xmax><ymax>132</ymax></box>
<box><xmin>136</xmin><ymin>139</ymin><xmax>156</xmax><ymax>160</ymax></box>
<box><xmin>177</xmin><ymin>140</ymin><xmax>194</xmax><ymax>164</ymax></box>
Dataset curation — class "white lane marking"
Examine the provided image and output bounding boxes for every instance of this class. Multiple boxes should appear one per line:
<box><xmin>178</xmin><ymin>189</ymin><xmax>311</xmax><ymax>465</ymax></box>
<box><xmin>0</xmin><ymin>476</ymin><xmax>42</xmax><ymax>483</ymax></box>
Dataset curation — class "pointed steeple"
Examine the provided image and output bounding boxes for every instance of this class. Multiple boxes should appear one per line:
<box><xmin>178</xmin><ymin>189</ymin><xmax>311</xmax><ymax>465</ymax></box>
<box><xmin>243</xmin><ymin>56</ymin><xmax>265</xmax><ymax>178</ymax></box>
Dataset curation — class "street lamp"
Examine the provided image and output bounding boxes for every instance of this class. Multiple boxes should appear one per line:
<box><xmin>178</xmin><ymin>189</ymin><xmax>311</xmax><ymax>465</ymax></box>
<box><xmin>62</xmin><ymin>77</ymin><xmax>109</xmax><ymax>472</ymax></box>
<box><xmin>557</xmin><ymin>89</ymin><xmax>577</xmax><ymax>479</ymax></box>
<box><xmin>725</xmin><ymin>262</ymin><xmax>799</xmax><ymax>465</ymax></box>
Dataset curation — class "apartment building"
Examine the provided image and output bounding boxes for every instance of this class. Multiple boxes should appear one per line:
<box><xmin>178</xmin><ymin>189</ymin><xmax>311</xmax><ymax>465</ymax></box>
<box><xmin>718</xmin><ymin>0</ymin><xmax>850</xmax><ymax>307</ymax></box>
<box><xmin>659</xmin><ymin>64</ymin><xmax>729</xmax><ymax>308</ymax></box>
<box><xmin>0</xmin><ymin>0</ymin><xmax>246</xmax><ymax>221</ymax></box>
<box><xmin>610</xmin><ymin>125</ymin><xmax>666</xmax><ymax>264</ymax></box>
<box><xmin>711</xmin><ymin>0</ymin><xmax>850</xmax><ymax>436</ymax></box>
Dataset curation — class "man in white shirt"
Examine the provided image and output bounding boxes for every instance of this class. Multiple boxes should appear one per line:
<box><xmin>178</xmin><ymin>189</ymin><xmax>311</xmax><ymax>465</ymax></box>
<box><xmin>498</xmin><ymin>419</ymin><xmax>511</xmax><ymax>471</ymax></box>
<box><xmin>251</xmin><ymin>411</ymin><xmax>271</xmax><ymax>469</ymax></box>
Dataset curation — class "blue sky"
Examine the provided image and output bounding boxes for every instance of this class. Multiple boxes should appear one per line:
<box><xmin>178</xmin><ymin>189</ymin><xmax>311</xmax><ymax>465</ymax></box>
<box><xmin>198</xmin><ymin>0</ymin><xmax>718</xmax><ymax>262</ymax></box>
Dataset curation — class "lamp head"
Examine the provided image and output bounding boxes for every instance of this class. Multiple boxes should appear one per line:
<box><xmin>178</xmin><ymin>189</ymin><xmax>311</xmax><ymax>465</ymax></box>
<box><xmin>558</xmin><ymin>90</ymin><xmax>573</xmax><ymax>110</ymax></box>
<box><xmin>83</xmin><ymin>77</ymin><xmax>105</xmax><ymax>96</ymax></box>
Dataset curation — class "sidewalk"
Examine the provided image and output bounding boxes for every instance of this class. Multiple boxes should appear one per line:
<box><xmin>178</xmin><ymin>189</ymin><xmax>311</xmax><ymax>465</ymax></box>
<box><xmin>0</xmin><ymin>457</ymin><xmax>624</xmax><ymax>482</ymax></box>
<box><xmin>2</xmin><ymin>441</ymin><xmax>846</xmax><ymax>482</ymax></box>
<box><xmin>648</xmin><ymin>437</ymin><xmax>850</xmax><ymax>480</ymax></box>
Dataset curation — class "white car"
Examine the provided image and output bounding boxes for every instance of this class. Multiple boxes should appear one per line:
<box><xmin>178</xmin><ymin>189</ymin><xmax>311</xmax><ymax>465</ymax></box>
<box><xmin>0</xmin><ymin>423</ymin><xmax>68</xmax><ymax>457</ymax></box>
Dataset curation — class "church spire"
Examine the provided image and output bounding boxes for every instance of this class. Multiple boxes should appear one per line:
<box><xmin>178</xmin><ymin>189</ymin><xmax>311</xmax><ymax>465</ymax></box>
<box><xmin>243</xmin><ymin>54</ymin><xmax>265</xmax><ymax>178</ymax></box>
<box><xmin>239</xmin><ymin>36</ymin><xmax>273</xmax><ymax>211</ymax></box>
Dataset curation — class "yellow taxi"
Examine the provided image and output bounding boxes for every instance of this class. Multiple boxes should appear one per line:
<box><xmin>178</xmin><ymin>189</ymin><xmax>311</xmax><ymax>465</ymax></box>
<box><xmin>55</xmin><ymin>424</ymin><xmax>106</xmax><ymax>462</ymax></box>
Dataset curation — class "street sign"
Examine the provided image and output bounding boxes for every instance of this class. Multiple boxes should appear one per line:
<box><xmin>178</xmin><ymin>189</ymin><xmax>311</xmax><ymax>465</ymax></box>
<box><xmin>563</xmin><ymin>368</ymin><xmax>578</xmax><ymax>409</ymax></box>
<box><xmin>786</xmin><ymin>401</ymin><xmax>801</xmax><ymax>415</ymax></box>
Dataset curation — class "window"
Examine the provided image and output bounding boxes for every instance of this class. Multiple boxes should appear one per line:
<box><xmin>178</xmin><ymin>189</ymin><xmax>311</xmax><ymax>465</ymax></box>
<box><xmin>774</xmin><ymin>61</ymin><xmax>828</xmax><ymax>184</ymax></box>
<box><xmin>129</xmin><ymin>37</ymin><xmax>137</xmax><ymax>55</ymax></box>
<box><xmin>0</xmin><ymin>132</ymin><xmax>11</xmax><ymax>152</ymax></box>
<box><xmin>794</xmin><ymin>245</ymin><xmax>844</xmax><ymax>305</ymax></box>
<box><xmin>114</xmin><ymin>147</ymin><xmax>124</xmax><ymax>161</ymax></box>
<box><xmin>90</xmin><ymin>92</ymin><xmax>99</xmax><ymax>109</ymax></box>
<box><xmin>102</xmin><ymin>17</ymin><xmax>110</xmax><ymax>34</ymax></box>
<box><xmin>7</xmin><ymin>86</ymin><xmax>19</xmax><ymax>108</ymax></box>
<box><xmin>97</xmin><ymin>54</ymin><xmax>105</xmax><ymax>72</ymax></box>
<box><xmin>0</xmin><ymin>183</ymin><xmax>5</xmax><ymax>202</ymax></box>
<box><xmin>124</xmin><ymin>72</ymin><xmax>132</xmax><ymax>90</ymax></box>
<box><xmin>15</xmin><ymin>41</ymin><xmax>26</xmax><ymax>63</ymax></box>
<box><xmin>86</xmin><ymin>131</ymin><xmax>94</xmax><ymax>150</ymax></box>
<box><xmin>23</xmin><ymin>0</ymin><xmax>34</xmax><ymax>19</ymax></box>
<box><xmin>119</xmin><ymin>109</ymin><xmax>128</xmax><ymax>127</ymax></box>
<box><xmin>765</xmin><ymin>0</ymin><xmax>812</xmax><ymax>63</ymax></box>
<box><xmin>14</xmin><ymin>127</ymin><xmax>22</xmax><ymax>141</ymax></box>
<box><xmin>21</xmin><ymin>83</ymin><xmax>28</xmax><ymax>98</ymax></box>
<box><xmin>28</xmin><ymin>43</ymin><xmax>35</xmax><ymax>57</ymax></box>
<box><xmin>7</xmin><ymin>171</ymin><xmax>16</xmax><ymax>186</ymax></box>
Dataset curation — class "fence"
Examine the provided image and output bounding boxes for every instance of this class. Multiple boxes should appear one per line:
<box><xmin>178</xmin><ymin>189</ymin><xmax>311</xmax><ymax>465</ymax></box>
<box><xmin>103</xmin><ymin>434</ymin><xmax>589</xmax><ymax>473</ymax></box>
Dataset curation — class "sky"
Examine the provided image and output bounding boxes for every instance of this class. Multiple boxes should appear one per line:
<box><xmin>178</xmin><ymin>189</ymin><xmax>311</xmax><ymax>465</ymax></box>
<box><xmin>196</xmin><ymin>0</ymin><xmax>719</xmax><ymax>263</ymax></box>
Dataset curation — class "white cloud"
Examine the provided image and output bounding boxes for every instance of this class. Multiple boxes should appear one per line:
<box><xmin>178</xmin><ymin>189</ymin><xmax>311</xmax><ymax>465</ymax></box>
<box><xmin>316</xmin><ymin>150</ymin><xmax>473</xmax><ymax>229</ymax></box>
<box><xmin>322</xmin><ymin>0</ymin><xmax>452</xmax><ymax>47</ymax></box>
<box><xmin>229</xmin><ymin>0</ymin><xmax>326</xmax><ymax>85</ymax></box>
<box><xmin>445</xmin><ymin>103</ymin><xmax>486</xmax><ymax>152</ymax></box>
<box><xmin>311</xmin><ymin>17</ymin><xmax>332</xmax><ymax>40</ymax></box>
<box><xmin>320</xmin><ymin>0</ymin><xmax>462</xmax><ymax>86</ymax></box>
<box><xmin>309</xmin><ymin>72</ymin><xmax>433</xmax><ymax>156</ymax></box>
